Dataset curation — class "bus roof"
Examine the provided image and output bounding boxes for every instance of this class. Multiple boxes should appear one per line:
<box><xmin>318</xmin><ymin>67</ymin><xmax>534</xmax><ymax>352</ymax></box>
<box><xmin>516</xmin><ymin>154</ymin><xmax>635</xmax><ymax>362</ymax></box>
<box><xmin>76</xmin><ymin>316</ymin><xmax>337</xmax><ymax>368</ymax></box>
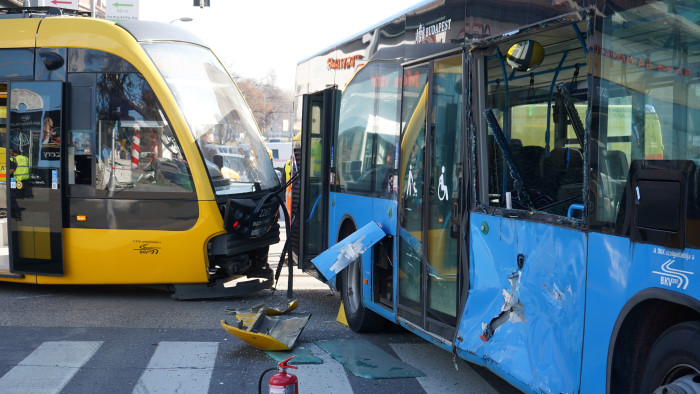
<box><xmin>296</xmin><ymin>0</ymin><xmax>433</xmax><ymax>65</ymax></box>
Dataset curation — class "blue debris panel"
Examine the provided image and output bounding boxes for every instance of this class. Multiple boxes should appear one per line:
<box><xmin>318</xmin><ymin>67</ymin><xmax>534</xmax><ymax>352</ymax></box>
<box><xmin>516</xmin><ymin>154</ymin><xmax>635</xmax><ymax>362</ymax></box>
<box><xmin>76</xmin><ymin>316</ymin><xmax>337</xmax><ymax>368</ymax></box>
<box><xmin>315</xmin><ymin>339</ymin><xmax>425</xmax><ymax>379</ymax></box>
<box><xmin>311</xmin><ymin>221</ymin><xmax>387</xmax><ymax>283</ymax></box>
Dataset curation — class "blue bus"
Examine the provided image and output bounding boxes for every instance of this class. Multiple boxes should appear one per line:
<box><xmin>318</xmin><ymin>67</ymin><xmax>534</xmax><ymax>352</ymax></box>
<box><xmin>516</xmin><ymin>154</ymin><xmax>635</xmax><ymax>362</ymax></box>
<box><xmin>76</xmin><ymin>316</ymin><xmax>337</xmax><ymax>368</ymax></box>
<box><xmin>292</xmin><ymin>0</ymin><xmax>700</xmax><ymax>392</ymax></box>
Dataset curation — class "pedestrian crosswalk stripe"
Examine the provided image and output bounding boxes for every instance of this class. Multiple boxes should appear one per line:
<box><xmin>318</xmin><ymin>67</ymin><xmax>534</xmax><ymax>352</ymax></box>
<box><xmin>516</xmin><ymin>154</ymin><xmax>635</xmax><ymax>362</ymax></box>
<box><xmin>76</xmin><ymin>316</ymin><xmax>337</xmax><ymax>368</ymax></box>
<box><xmin>286</xmin><ymin>344</ymin><xmax>353</xmax><ymax>394</ymax></box>
<box><xmin>132</xmin><ymin>341</ymin><xmax>219</xmax><ymax>394</ymax></box>
<box><xmin>0</xmin><ymin>341</ymin><xmax>102</xmax><ymax>394</ymax></box>
<box><xmin>391</xmin><ymin>343</ymin><xmax>498</xmax><ymax>394</ymax></box>
<box><xmin>0</xmin><ymin>340</ymin><xmax>508</xmax><ymax>393</ymax></box>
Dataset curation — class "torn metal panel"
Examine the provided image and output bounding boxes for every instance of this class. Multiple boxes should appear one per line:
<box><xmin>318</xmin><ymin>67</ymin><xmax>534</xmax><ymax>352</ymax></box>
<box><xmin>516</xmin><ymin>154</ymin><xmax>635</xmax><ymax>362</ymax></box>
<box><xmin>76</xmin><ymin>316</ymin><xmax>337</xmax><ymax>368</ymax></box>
<box><xmin>455</xmin><ymin>213</ymin><xmax>586</xmax><ymax>393</ymax></box>
<box><xmin>480</xmin><ymin>271</ymin><xmax>526</xmax><ymax>341</ymax></box>
<box><xmin>311</xmin><ymin>221</ymin><xmax>386</xmax><ymax>283</ymax></box>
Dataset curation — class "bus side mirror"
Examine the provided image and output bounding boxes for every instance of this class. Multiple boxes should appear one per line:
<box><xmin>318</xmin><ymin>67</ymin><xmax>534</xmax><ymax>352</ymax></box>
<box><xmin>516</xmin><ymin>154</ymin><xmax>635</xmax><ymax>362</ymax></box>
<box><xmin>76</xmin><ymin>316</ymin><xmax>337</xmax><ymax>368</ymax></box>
<box><xmin>213</xmin><ymin>154</ymin><xmax>224</xmax><ymax>168</ymax></box>
<box><xmin>506</xmin><ymin>40</ymin><xmax>544</xmax><ymax>72</ymax></box>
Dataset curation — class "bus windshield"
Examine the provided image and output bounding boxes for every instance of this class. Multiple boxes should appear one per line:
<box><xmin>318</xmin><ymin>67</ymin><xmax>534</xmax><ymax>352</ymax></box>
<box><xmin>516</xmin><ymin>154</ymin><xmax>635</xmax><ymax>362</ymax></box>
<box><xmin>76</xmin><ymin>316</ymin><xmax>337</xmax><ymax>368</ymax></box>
<box><xmin>142</xmin><ymin>42</ymin><xmax>279</xmax><ymax>194</ymax></box>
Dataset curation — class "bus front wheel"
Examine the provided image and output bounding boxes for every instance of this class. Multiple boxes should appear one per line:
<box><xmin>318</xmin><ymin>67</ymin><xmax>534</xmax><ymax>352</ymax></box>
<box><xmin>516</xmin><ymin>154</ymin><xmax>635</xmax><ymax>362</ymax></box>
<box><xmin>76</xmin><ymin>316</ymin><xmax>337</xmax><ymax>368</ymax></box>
<box><xmin>341</xmin><ymin>257</ymin><xmax>385</xmax><ymax>333</ymax></box>
<box><xmin>640</xmin><ymin>321</ymin><xmax>700</xmax><ymax>393</ymax></box>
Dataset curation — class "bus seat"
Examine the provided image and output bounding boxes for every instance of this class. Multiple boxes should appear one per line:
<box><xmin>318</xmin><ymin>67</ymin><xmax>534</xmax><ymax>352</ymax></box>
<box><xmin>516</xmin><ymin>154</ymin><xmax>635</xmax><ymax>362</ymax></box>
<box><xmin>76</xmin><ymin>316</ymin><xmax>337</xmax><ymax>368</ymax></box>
<box><xmin>543</xmin><ymin>147</ymin><xmax>584</xmax><ymax>207</ymax></box>
<box><xmin>342</xmin><ymin>160</ymin><xmax>362</xmax><ymax>181</ymax></box>
<box><xmin>510</xmin><ymin>138</ymin><xmax>523</xmax><ymax>150</ymax></box>
<box><xmin>606</xmin><ymin>150</ymin><xmax>628</xmax><ymax>180</ymax></box>
<box><xmin>544</xmin><ymin>147</ymin><xmax>583</xmax><ymax>182</ymax></box>
<box><xmin>515</xmin><ymin>145</ymin><xmax>545</xmax><ymax>186</ymax></box>
<box><xmin>375</xmin><ymin>165</ymin><xmax>396</xmax><ymax>197</ymax></box>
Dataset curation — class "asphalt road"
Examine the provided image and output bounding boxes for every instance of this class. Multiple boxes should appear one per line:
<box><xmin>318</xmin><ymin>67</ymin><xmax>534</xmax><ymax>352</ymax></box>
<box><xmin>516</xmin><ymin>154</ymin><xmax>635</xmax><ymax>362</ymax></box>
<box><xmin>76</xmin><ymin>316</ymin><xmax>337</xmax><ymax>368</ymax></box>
<box><xmin>0</xmin><ymin>219</ymin><xmax>522</xmax><ymax>394</ymax></box>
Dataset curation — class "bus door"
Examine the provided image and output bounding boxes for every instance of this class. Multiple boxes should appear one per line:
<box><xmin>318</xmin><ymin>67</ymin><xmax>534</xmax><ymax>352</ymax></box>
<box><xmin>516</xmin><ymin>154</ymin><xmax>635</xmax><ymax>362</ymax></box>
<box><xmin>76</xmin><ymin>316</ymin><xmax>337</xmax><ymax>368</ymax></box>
<box><xmin>297</xmin><ymin>87</ymin><xmax>338</xmax><ymax>271</ymax></box>
<box><xmin>7</xmin><ymin>81</ymin><xmax>64</xmax><ymax>275</ymax></box>
<box><xmin>398</xmin><ymin>54</ymin><xmax>466</xmax><ymax>340</ymax></box>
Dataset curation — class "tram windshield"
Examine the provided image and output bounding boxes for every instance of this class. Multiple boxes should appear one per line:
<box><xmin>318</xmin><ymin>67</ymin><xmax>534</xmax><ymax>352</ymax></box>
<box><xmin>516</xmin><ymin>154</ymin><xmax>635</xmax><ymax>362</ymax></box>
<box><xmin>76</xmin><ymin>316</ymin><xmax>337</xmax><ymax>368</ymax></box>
<box><xmin>143</xmin><ymin>42</ymin><xmax>279</xmax><ymax>194</ymax></box>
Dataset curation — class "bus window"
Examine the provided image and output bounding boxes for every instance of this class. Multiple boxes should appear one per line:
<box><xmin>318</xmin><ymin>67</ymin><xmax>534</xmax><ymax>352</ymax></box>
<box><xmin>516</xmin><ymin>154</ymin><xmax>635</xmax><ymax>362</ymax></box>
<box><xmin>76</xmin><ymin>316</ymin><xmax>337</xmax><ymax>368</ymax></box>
<box><xmin>93</xmin><ymin>73</ymin><xmax>193</xmax><ymax>195</ymax></box>
<box><xmin>398</xmin><ymin>62</ymin><xmax>429</xmax><ymax>314</ymax></box>
<box><xmin>484</xmin><ymin>26</ymin><xmax>588</xmax><ymax>216</ymax></box>
<box><xmin>591</xmin><ymin>3</ymin><xmax>700</xmax><ymax>247</ymax></box>
<box><xmin>0</xmin><ymin>84</ymin><xmax>6</xmax><ymax>217</ymax></box>
<box><xmin>335</xmin><ymin>62</ymin><xmax>400</xmax><ymax>196</ymax></box>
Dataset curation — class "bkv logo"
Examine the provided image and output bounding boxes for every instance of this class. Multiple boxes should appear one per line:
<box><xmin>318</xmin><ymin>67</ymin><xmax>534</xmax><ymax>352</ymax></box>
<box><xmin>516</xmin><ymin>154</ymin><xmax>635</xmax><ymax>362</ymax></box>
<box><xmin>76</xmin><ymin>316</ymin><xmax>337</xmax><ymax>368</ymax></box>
<box><xmin>653</xmin><ymin>259</ymin><xmax>693</xmax><ymax>289</ymax></box>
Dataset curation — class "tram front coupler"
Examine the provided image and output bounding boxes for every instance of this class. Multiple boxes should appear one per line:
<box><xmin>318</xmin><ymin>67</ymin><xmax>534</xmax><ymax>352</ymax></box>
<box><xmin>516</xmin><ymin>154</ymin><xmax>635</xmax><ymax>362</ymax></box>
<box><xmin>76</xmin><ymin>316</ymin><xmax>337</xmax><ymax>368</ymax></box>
<box><xmin>209</xmin><ymin>193</ymin><xmax>282</xmax><ymax>279</ymax></box>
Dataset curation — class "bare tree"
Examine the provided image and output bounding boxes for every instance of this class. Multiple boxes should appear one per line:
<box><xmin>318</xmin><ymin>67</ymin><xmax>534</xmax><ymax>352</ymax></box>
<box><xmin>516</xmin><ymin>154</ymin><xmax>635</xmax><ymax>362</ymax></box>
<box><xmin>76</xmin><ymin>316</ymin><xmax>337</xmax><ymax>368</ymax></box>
<box><xmin>233</xmin><ymin>71</ymin><xmax>293</xmax><ymax>138</ymax></box>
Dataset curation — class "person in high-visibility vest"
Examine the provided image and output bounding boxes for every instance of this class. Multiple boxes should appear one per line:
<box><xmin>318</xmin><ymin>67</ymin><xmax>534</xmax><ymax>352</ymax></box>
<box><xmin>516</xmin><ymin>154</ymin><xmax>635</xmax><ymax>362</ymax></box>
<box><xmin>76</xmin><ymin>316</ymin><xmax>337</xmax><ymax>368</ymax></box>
<box><xmin>10</xmin><ymin>148</ymin><xmax>31</xmax><ymax>198</ymax></box>
<box><xmin>8</xmin><ymin>150</ymin><xmax>21</xmax><ymax>220</ymax></box>
<box><xmin>284</xmin><ymin>158</ymin><xmax>293</xmax><ymax>214</ymax></box>
<box><xmin>310</xmin><ymin>139</ymin><xmax>322</xmax><ymax>177</ymax></box>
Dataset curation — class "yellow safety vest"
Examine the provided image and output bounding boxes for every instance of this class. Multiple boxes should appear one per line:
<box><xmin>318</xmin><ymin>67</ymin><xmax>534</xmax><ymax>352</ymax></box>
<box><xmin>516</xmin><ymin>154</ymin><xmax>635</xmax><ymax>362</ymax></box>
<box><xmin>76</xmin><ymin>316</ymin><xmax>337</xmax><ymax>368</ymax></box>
<box><xmin>310</xmin><ymin>141</ymin><xmax>322</xmax><ymax>176</ymax></box>
<box><xmin>284</xmin><ymin>159</ymin><xmax>293</xmax><ymax>214</ymax></box>
<box><xmin>13</xmin><ymin>155</ymin><xmax>29</xmax><ymax>181</ymax></box>
<box><xmin>0</xmin><ymin>148</ymin><xmax>5</xmax><ymax>182</ymax></box>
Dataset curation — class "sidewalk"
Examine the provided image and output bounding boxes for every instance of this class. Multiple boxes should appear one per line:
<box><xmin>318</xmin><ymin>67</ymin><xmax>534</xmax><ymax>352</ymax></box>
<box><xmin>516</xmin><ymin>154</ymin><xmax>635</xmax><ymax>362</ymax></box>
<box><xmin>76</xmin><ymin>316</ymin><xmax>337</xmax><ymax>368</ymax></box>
<box><xmin>268</xmin><ymin>215</ymin><xmax>330</xmax><ymax>292</ymax></box>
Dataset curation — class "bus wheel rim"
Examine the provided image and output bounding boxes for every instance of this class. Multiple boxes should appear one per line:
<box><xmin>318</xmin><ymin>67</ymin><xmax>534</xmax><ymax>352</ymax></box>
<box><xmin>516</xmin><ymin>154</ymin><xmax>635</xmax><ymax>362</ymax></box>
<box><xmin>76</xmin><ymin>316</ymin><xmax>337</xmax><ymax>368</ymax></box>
<box><xmin>661</xmin><ymin>364</ymin><xmax>700</xmax><ymax>386</ymax></box>
<box><xmin>347</xmin><ymin>259</ymin><xmax>361</xmax><ymax>313</ymax></box>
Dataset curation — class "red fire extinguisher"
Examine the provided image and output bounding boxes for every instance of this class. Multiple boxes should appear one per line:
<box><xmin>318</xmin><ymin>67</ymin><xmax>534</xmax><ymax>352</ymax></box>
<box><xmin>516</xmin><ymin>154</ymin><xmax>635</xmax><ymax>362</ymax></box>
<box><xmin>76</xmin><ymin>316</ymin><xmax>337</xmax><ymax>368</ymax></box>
<box><xmin>268</xmin><ymin>356</ymin><xmax>298</xmax><ymax>394</ymax></box>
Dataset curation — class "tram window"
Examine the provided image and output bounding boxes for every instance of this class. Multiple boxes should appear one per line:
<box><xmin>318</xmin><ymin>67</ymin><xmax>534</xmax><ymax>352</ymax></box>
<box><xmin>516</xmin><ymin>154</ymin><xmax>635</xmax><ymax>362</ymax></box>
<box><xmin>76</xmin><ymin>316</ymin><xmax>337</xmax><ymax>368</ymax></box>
<box><xmin>68</xmin><ymin>49</ymin><xmax>138</xmax><ymax>73</ymax></box>
<box><xmin>483</xmin><ymin>25</ymin><xmax>587</xmax><ymax>216</ymax></box>
<box><xmin>68</xmin><ymin>85</ymin><xmax>94</xmax><ymax>187</ymax></box>
<box><xmin>0</xmin><ymin>49</ymin><xmax>34</xmax><ymax>79</ymax></box>
<box><xmin>94</xmin><ymin>73</ymin><xmax>193</xmax><ymax>195</ymax></box>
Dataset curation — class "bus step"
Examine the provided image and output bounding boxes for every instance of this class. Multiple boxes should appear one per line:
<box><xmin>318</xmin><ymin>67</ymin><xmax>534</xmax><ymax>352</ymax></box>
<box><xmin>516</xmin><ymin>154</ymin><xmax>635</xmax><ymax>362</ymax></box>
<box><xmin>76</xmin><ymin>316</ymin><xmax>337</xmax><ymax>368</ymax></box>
<box><xmin>171</xmin><ymin>276</ymin><xmax>273</xmax><ymax>300</ymax></box>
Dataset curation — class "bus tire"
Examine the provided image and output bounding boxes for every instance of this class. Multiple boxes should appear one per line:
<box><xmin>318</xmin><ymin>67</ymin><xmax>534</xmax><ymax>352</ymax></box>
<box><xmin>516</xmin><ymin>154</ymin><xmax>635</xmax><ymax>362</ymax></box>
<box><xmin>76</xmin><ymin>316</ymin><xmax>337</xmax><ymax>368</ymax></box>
<box><xmin>640</xmin><ymin>320</ymin><xmax>700</xmax><ymax>393</ymax></box>
<box><xmin>341</xmin><ymin>257</ymin><xmax>385</xmax><ymax>333</ymax></box>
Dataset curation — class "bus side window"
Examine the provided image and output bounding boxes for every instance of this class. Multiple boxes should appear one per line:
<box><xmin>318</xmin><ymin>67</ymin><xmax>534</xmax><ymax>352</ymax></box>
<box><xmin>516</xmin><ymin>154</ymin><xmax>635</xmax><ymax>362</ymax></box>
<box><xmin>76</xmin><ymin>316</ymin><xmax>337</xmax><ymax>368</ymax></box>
<box><xmin>335</xmin><ymin>62</ymin><xmax>400</xmax><ymax>197</ymax></box>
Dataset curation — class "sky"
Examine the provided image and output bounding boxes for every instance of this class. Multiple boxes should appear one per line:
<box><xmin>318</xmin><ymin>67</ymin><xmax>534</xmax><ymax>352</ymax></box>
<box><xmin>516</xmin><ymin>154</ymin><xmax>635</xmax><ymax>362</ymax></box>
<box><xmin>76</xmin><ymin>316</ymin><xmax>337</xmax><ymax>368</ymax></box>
<box><xmin>138</xmin><ymin>0</ymin><xmax>425</xmax><ymax>91</ymax></box>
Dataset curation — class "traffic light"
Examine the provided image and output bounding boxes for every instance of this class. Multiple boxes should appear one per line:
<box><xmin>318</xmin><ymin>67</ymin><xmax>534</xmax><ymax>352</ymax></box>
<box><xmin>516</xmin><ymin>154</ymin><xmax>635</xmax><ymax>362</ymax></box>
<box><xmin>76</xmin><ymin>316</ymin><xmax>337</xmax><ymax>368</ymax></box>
<box><xmin>193</xmin><ymin>0</ymin><xmax>210</xmax><ymax>7</ymax></box>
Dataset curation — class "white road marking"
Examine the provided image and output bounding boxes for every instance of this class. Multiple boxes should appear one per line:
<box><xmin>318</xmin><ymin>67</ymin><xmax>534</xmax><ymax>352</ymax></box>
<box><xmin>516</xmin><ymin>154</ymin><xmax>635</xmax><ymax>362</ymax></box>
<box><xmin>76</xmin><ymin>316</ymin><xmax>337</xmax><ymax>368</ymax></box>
<box><xmin>289</xmin><ymin>343</ymin><xmax>353</xmax><ymax>394</ymax></box>
<box><xmin>0</xmin><ymin>341</ymin><xmax>102</xmax><ymax>394</ymax></box>
<box><xmin>132</xmin><ymin>341</ymin><xmax>219</xmax><ymax>394</ymax></box>
<box><xmin>391</xmin><ymin>343</ymin><xmax>498</xmax><ymax>394</ymax></box>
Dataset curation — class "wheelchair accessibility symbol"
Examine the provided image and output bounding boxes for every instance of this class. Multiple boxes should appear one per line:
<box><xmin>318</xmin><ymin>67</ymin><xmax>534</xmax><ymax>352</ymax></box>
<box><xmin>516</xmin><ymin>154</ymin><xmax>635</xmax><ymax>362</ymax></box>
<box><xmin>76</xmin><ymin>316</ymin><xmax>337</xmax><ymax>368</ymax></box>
<box><xmin>438</xmin><ymin>166</ymin><xmax>449</xmax><ymax>201</ymax></box>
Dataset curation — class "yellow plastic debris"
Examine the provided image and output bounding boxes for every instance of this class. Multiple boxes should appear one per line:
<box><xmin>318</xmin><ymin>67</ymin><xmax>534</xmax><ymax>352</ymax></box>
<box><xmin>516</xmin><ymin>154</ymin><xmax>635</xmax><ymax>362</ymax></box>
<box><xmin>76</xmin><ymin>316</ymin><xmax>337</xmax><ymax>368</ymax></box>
<box><xmin>221</xmin><ymin>300</ymin><xmax>308</xmax><ymax>351</ymax></box>
<box><xmin>232</xmin><ymin>300</ymin><xmax>299</xmax><ymax>327</ymax></box>
<box><xmin>337</xmin><ymin>301</ymin><xmax>348</xmax><ymax>326</ymax></box>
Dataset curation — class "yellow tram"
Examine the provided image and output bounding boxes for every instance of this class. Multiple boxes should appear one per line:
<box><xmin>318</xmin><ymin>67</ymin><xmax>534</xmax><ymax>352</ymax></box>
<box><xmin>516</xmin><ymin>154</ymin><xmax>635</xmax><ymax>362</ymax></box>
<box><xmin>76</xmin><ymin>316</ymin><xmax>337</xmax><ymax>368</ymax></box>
<box><xmin>0</xmin><ymin>8</ymin><xmax>281</xmax><ymax>298</ymax></box>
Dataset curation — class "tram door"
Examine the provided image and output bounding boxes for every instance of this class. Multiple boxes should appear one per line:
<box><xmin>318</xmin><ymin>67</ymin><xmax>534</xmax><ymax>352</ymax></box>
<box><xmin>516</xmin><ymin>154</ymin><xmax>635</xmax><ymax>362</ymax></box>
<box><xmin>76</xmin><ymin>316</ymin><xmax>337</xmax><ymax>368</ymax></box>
<box><xmin>7</xmin><ymin>81</ymin><xmax>64</xmax><ymax>275</ymax></box>
<box><xmin>298</xmin><ymin>87</ymin><xmax>338</xmax><ymax>270</ymax></box>
<box><xmin>398</xmin><ymin>55</ymin><xmax>465</xmax><ymax>340</ymax></box>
